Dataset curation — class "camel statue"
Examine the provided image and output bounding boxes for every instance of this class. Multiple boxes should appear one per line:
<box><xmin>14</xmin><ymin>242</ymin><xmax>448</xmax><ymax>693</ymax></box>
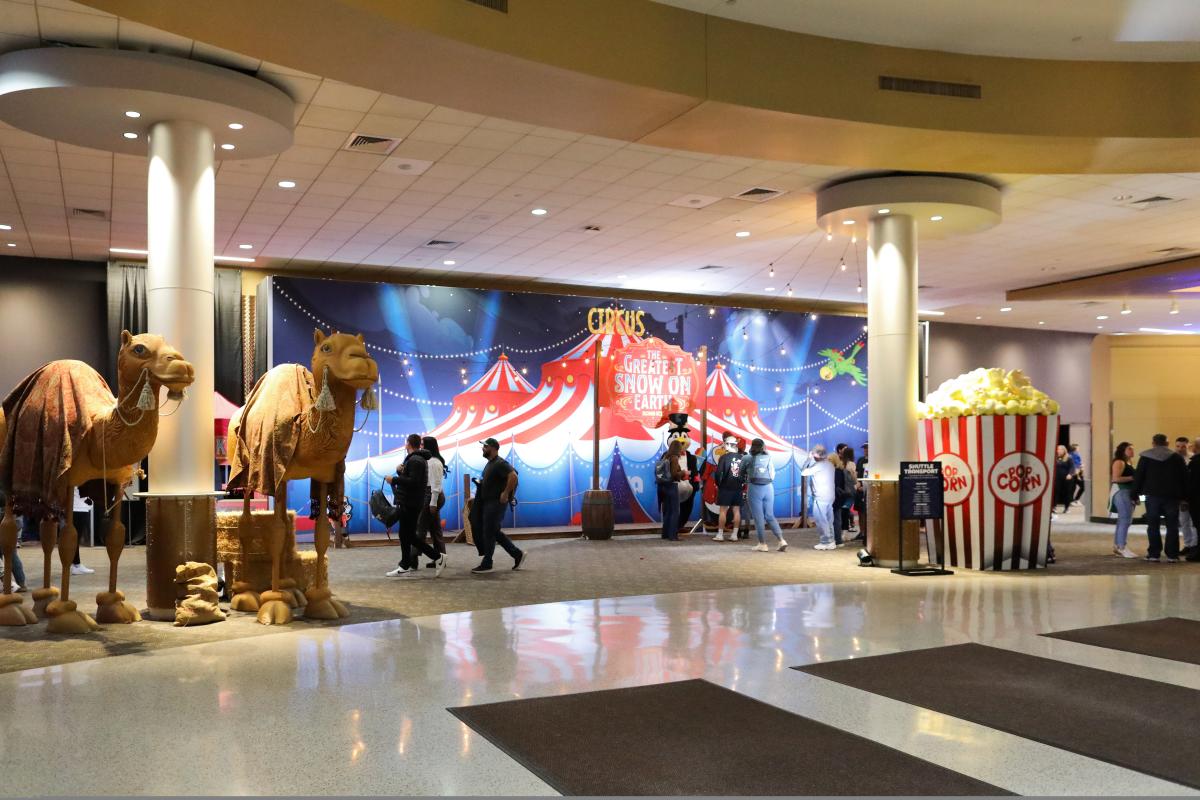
<box><xmin>0</xmin><ymin>331</ymin><xmax>194</xmax><ymax>632</ymax></box>
<box><xmin>227</xmin><ymin>329</ymin><xmax>377</xmax><ymax>625</ymax></box>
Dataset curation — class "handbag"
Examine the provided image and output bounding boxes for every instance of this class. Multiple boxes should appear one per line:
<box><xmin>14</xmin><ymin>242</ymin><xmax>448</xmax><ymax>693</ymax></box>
<box><xmin>369</xmin><ymin>478</ymin><xmax>400</xmax><ymax>528</ymax></box>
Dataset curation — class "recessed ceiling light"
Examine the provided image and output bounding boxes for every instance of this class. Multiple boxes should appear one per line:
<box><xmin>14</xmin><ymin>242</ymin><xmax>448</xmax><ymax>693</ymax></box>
<box><xmin>825</xmin><ymin>233</ymin><xmax>832</xmax><ymax>241</ymax></box>
<box><xmin>765</xmin><ymin>286</ymin><xmax>775</xmax><ymax>292</ymax></box>
<box><xmin>220</xmin><ymin>143</ymin><xmax>235</xmax><ymax>151</ymax></box>
<box><xmin>1038</xmin><ymin>321</ymin><xmax>1045</xmax><ymax>325</ymax></box>
<box><xmin>0</xmin><ymin>224</ymin><xmax>10</xmax><ymax>231</ymax></box>
<box><xmin>109</xmin><ymin>247</ymin><xmax>149</xmax><ymax>255</ymax></box>
<box><xmin>531</xmin><ymin>208</ymin><xmax>548</xmax><ymax>216</ymax></box>
<box><xmin>123</xmin><ymin>132</ymin><xmax>138</xmax><ymax>140</ymax></box>
<box><xmin>1114</xmin><ymin>194</ymin><xmax>1132</xmax><ymax>201</ymax></box>
<box><xmin>975</xmin><ymin>315</ymin><xmax>983</xmax><ymax>320</ymax></box>
<box><xmin>1096</xmin><ymin>314</ymin><xmax>1109</xmax><ymax>320</ymax></box>
<box><xmin>1186</xmin><ymin>323</ymin><xmax>1194</xmax><ymax>327</ymax></box>
<box><xmin>842</xmin><ymin>220</ymin><xmax>855</xmax><ymax>225</ymax></box>
<box><xmin>5</xmin><ymin>243</ymin><xmax>14</xmax><ymax>247</ymax></box>
<box><xmin>238</xmin><ymin>243</ymin><xmax>253</xmax><ymax>250</ymax></box>
<box><xmin>228</xmin><ymin>123</ymin><xmax>244</xmax><ymax>130</ymax></box>
<box><xmin>878</xmin><ymin>208</ymin><xmax>890</xmax><ymax>215</ymax></box>
<box><xmin>124</xmin><ymin>110</ymin><xmax>140</xmax><ymax>118</ymax></box>
<box><xmin>735</xmin><ymin>230</ymin><xmax>750</xmax><ymax>237</ymax></box>
<box><xmin>1097</xmin><ymin>325</ymin><xmax>1104</xmax><ymax>329</ymax></box>
<box><xmin>214</xmin><ymin>255</ymin><xmax>255</xmax><ymax>263</ymax></box>
<box><xmin>930</xmin><ymin>215</ymin><xmax>944</xmax><ymax>222</ymax></box>
<box><xmin>277</xmin><ymin>180</ymin><xmax>296</xmax><ymax>189</ymax></box>
<box><xmin>443</xmin><ymin>259</ymin><xmax>456</xmax><ymax>266</ymax></box>
<box><xmin>1000</xmin><ymin>307</ymin><xmax>1012</xmax><ymax>312</ymax></box>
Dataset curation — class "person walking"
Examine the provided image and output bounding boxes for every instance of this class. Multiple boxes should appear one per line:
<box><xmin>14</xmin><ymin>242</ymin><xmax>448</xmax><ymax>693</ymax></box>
<box><xmin>745</xmin><ymin>438</ymin><xmax>787</xmax><ymax>552</ymax></box>
<box><xmin>0</xmin><ymin>497</ymin><xmax>27</xmax><ymax>593</ymax></box>
<box><xmin>1131</xmin><ymin>433</ymin><xmax>1187</xmax><ymax>562</ymax></box>
<box><xmin>386</xmin><ymin>434</ymin><xmax>445</xmax><ymax>577</ymax></box>
<box><xmin>1185</xmin><ymin>437</ymin><xmax>1200</xmax><ymax>562</ymax></box>
<box><xmin>829</xmin><ymin>450</ymin><xmax>851</xmax><ymax>546</ymax></box>
<box><xmin>416</xmin><ymin>435</ymin><xmax>449</xmax><ymax>570</ymax></box>
<box><xmin>712</xmin><ymin>437</ymin><xmax>747</xmax><ymax>542</ymax></box>
<box><xmin>470</xmin><ymin>438</ymin><xmax>525</xmax><ymax>573</ymax></box>
<box><xmin>802</xmin><ymin>445</ymin><xmax>837</xmax><ymax>550</ymax></box>
<box><xmin>1173</xmin><ymin>437</ymin><xmax>1197</xmax><ymax>555</ymax></box>
<box><xmin>1109</xmin><ymin>441</ymin><xmax>1138</xmax><ymax>559</ymax></box>
<box><xmin>841</xmin><ymin>446</ymin><xmax>858</xmax><ymax>535</ymax></box>
<box><xmin>1053</xmin><ymin>445</ymin><xmax>1078</xmax><ymax>514</ymax></box>
<box><xmin>656</xmin><ymin>439</ymin><xmax>685</xmax><ymax>541</ymax></box>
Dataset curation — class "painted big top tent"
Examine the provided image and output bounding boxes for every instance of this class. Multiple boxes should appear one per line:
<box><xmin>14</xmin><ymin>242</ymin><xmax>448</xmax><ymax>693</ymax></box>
<box><xmin>265</xmin><ymin>277</ymin><xmax>869</xmax><ymax>531</ymax></box>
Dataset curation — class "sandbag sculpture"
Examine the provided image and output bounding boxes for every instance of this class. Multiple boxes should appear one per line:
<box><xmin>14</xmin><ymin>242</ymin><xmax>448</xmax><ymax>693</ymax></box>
<box><xmin>0</xmin><ymin>332</ymin><xmax>194</xmax><ymax>631</ymax></box>
<box><xmin>227</xmin><ymin>330</ymin><xmax>378</xmax><ymax>625</ymax></box>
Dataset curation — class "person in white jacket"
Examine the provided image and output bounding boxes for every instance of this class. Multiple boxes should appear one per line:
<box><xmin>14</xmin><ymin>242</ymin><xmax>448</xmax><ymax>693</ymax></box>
<box><xmin>801</xmin><ymin>445</ymin><xmax>837</xmax><ymax>550</ymax></box>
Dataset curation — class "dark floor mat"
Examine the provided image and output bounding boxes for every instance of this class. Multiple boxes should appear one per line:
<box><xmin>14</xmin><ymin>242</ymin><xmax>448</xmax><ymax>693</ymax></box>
<box><xmin>1041</xmin><ymin>617</ymin><xmax>1200</xmax><ymax>665</ymax></box>
<box><xmin>450</xmin><ymin>679</ymin><xmax>1011</xmax><ymax>796</ymax></box>
<box><xmin>795</xmin><ymin>643</ymin><xmax>1200</xmax><ymax>789</ymax></box>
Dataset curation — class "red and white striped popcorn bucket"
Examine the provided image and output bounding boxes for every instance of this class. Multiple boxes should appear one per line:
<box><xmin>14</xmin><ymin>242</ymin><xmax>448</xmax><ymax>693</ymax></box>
<box><xmin>918</xmin><ymin>414</ymin><xmax>1059</xmax><ymax>570</ymax></box>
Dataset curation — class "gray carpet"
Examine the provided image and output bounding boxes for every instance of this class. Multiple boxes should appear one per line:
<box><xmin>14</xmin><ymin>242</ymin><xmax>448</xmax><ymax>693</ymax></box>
<box><xmin>1042</xmin><ymin>617</ymin><xmax>1200</xmax><ymax>665</ymax></box>
<box><xmin>449</xmin><ymin>679</ymin><xmax>1011</xmax><ymax>796</ymax></box>
<box><xmin>795</xmin><ymin>643</ymin><xmax>1200</xmax><ymax>790</ymax></box>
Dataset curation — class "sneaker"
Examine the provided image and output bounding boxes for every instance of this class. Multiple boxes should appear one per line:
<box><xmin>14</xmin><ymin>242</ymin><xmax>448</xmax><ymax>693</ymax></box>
<box><xmin>1112</xmin><ymin>546</ymin><xmax>1124</xmax><ymax>557</ymax></box>
<box><xmin>385</xmin><ymin>566</ymin><xmax>409</xmax><ymax>577</ymax></box>
<box><xmin>1167</xmin><ymin>557</ymin><xmax>1180</xmax><ymax>563</ymax></box>
<box><xmin>1145</xmin><ymin>555</ymin><xmax>1161</xmax><ymax>562</ymax></box>
<box><xmin>1120</xmin><ymin>547</ymin><xmax>1139</xmax><ymax>559</ymax></box>
<box><xmin>712</xmin><ymin>533</ymin><xmax>726</xmax><ymax>542</ymax></box>
<box><xmin>471</xmin><ymin>562</ymin><xmax>493</xmax><ymax>574</ymax></box>
<box><xmin>434</xmin><ymin>554</ymin><xmax>447</xmax><ymax>577</ymax></box>
<box><xmin>402</xmin><ymin>568</ymin><xmax>421</xmax><ymax>577</ymax></box>
<box><xmin>814</xmin><ymin>542</ymin><xmax>837</xmax><ymax>551</ymax></box>
<box><xmin>70</xmin><ymin>564</ymin><xmax>94</xmax><ymax>575</ymax></box>
<box><xmin>753</xmin><ymin>543</ymin><xmax>768</xmax><ymax>552</ymax></box>
<box><xmin>777</xmin><ymin>540</ymin><xmax>788</xmax><ymax>552</ymax></box>
<box><xmin>512</xmin><ymin>551</ymin><xmax>526</xmax><ymax>571</ymax></box>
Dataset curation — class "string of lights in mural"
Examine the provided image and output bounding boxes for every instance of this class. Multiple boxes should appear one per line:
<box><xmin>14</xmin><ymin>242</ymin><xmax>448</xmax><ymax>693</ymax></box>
<box><xmin>276</xmin><ymin>285</ymin><xmax>588</xmax><ymax>359</ymax></box>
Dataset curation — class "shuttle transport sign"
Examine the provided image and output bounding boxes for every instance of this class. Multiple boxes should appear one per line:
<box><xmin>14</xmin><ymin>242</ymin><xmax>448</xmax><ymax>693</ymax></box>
<box><xmin>900</xmin><ymin>461</ymin><xmax>944</xmax><ymax>521</ymax></box>
<box><xmin>988</xmin><ymin>450</ymin><xmax>1049</xmax><ymax>507</ymax></box>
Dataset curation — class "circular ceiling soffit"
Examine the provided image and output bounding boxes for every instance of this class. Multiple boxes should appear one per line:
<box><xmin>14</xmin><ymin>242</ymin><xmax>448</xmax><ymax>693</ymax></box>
<box><xmin>816</xmin><ymin>174</ymin><xmax>1002</xmax><ymax>238</ymax></box>
<box><xmin>0</xmin><ymin>48</ymin><xmax>295</xmax><ymax>160</ymax></box>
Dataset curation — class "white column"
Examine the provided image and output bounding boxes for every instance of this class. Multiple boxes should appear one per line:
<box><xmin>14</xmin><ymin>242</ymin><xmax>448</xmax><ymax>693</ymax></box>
<box><xmin>867</xmin><ymin>213</ymin><xmax>919</xmax><ymax>480</ymax></box>
<box><xmin>146</xmin><ymin>120</ymin><xmax>215</xmax><ymax>495</ymax></box>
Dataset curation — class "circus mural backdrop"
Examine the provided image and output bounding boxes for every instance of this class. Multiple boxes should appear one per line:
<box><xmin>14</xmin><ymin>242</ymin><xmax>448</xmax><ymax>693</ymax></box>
<box><xmin>263</xmin><ymin>277</ymin><xmax>869</xmax><ymax>532</ymax></box>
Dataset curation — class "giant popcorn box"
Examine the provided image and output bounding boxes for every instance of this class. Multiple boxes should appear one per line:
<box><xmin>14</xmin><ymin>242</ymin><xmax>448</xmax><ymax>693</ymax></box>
<box><xmin>917</xmin><ymin>413</ymin><xmax>1059</xmax><ymax>570</ymax></box>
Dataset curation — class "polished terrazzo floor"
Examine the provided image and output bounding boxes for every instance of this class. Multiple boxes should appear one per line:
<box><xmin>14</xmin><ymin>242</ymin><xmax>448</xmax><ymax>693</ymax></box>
<box><xmin>3</xmin><ymin>571</ymin><xmax>1199</xmax><ymax>795</ymax></box>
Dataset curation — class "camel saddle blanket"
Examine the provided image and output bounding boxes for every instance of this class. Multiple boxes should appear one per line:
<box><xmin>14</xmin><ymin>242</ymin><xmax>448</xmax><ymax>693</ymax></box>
<box><xmin>1</xmin><ymin>360</ymin><xmax>112</xmax><ymax>519</ymax></box>
<box><xmin>228</xmin><ymin>363</ymin><xmax>314</xmax><ymax>498</ymax></box>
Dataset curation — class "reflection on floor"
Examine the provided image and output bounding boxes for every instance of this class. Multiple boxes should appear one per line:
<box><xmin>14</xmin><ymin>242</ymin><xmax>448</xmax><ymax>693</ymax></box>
<box><xmin>2</xmin><ymin>573</ymin><xmax>1198</xmax><ymax>795</ymax></box>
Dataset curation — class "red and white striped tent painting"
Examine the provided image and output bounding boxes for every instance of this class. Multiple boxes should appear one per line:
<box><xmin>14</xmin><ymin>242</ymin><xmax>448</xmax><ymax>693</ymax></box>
<box><xmin>427</xmin><ymin>353</ymin><xmax>535</xmax><ymax>441</ymax></box>
<box><xmin>689</xmin><ymin>364</ymin><xmax>797</xmax><ymax>464</ymax></box>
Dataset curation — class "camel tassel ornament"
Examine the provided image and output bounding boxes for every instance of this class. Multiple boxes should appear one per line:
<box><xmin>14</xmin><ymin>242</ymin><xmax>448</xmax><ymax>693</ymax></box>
<box><xmin>226</xmin><ymin>329</ymin><xmax>378</xmax><ymax>625</ymax></box>
<box><xmin>0</xmin><ymin>331</ymin><xmax>194</xmax><ymax>631</ymax></box>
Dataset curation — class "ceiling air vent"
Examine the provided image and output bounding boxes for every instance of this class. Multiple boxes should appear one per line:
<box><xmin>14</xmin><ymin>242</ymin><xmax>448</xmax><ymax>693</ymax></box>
<box><xmin>879</xmin><ymin>75</ymin><xmax>982</xmax><ymax>99</ymax></box>
<box><xmin>424</xmin><ymin>239</ymin><xmax>460</xmax><ymax>250</ymax></box>
<box><xmin>71</xmin><ymin>207</ymin><xmax>108</xmax><ymax>221</ymax></box>
<box><xmin>582</xmin><ymin>225</ymin><xmax>602</xmax><ymax>232</ymax></box>
<box><xmin>1129</xmin><ymin>195</ymin><xmax>1180</xmax><ymax>209</ymax></box>
<box><xmin>731</xmin><ymin>187</ymin><xmax>786</xmax><ymax>203</ymax></box>
<box><xmin>465</xmin><ymin>0</ymin><xmax>508</xmax><ymax>11</ymax></box>
<box><xmin>699</xmin><ymin>265</ymin><xmax>727</xmax><ymax>271</ymax></box>
<box><xmin>343</xmin><ymin>133</ymin><xmax>402</xmax><ymax>155</ymax></box>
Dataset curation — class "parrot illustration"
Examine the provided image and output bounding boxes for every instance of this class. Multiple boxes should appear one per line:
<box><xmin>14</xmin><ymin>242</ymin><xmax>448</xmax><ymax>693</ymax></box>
<box><xmin>818</xmin><ymin>342</ymin><xmax>866</xmax><ymax>385</ymax></box>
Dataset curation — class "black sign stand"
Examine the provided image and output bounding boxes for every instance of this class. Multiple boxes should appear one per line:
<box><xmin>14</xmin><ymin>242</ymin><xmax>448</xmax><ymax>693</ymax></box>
<box><xmin>893</xmin><ymin>461</ymin><xmax>954</xmax><ymax>577</ymax></box>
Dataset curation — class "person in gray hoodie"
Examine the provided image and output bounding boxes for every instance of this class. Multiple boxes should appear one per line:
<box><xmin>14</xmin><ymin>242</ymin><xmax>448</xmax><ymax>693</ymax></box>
<box><xmin>1131</xmin><ymin>433</ymin><xmax>1188</xmax><ymax>562</ymax></box>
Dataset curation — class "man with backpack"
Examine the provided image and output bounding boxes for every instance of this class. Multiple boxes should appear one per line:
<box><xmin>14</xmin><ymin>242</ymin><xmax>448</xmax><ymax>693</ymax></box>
<box><xmin>386</xmin><ymin>433</ymin><xmax>445</xmax><ymax>577</ymax></box>
<box><xmin>713</xmin><ymin>436</ymin><xmax>748</xmax><ymax>542</ymax></box>
<box><xmin>746</xmin><ymin>438</ymin><xmax>787</xmax><ymax>552</ymax></box>
<box><xmin>470</xmin><ymin>438</ymin><xmax>525</xmax><ymax>573</ymax></box>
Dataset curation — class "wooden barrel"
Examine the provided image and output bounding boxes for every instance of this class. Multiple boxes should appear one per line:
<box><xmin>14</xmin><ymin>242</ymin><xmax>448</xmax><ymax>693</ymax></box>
<box><xmin>581</xmin><ymin>490</ymin><xmax>614</xmax><ymax>540</ymax></box>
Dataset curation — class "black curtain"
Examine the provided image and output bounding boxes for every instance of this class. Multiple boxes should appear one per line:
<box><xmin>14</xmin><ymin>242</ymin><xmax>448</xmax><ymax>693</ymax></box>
<box><xmin>106</xmin><ymin>264</ymin><xmax>244</xmax><ymax>404</ymax></box>
<box><xmin>254</xmin><ymin>276</ymin><xmax>271</xmax><ymax>385</ymax></box>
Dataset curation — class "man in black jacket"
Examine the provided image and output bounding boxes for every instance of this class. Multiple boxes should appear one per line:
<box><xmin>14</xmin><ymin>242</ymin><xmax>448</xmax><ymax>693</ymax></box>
<box><xmin>1132</xmin><ymin>433</ymin><xmax>1188</xmax><ymax>562</ymax></box>
<box><xmin>386</xmin><ymin>433</ymin><xmax>444</xmax><ymax>577</ymax></box>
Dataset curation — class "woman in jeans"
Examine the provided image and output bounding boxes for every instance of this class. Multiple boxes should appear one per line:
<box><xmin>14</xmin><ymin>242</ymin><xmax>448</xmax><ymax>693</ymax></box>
<box><xmin>1110</xmin><ymin>441</ymin><xmax>1138</xmax><ymax>558</ymax></box>
<box><xmin>658</xmin><ymin>440</ymin><xmax>685</xmax><ymax>541</ymax></box>
<box><xmin>745</xmin><ymin>438</ymin><xmax>787</xmax><ymax>552</ymax></box>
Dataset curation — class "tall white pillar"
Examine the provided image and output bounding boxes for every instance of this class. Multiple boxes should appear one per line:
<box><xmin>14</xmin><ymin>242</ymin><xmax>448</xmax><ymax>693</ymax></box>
<box><xmin>866</xmin><ymin>213</ymin><xmax>919</xmax><ymax>480</ymax></box>
<box><xmin>146</xmin><ymin>120</ymin><xmax>215</xmax><ymax>495</ymax></box>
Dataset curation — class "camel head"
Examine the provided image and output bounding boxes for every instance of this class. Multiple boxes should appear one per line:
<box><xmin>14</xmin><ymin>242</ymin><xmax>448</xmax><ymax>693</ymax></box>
<box><xmin>312</xmin><ymin>330</ymin><xmax>378</xmax><ymax>392</ymax></box>
<box><xmin>118</xmin><ymin>330</ymin><xmax>195</xmax><ymax>400</ymax></box>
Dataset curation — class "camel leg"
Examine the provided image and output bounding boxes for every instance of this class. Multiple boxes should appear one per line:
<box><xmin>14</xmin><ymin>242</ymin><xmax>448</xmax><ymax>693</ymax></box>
<box><xmin>230</xmin><ymin>492</ymin><xmax>261</xmax><ymax>612</ymax></box>
<box><xmin>255</xmin><ymin>491</ymin><xmax>292</xmax><ymax>625</ymax></box>
<box><xmin>305</xmin><ymin>482</ymin><xmax>348</xmax><ymax>619</ymax></box>
<box><xmin>95</xmin><ymin>485</ymin><xmax>140</xmax><ymax>624</ymax></box>
<box><xmin>31</xmin><ymin>518</ymin><xmax>59</xmax><ymax>618</ymax></box>
<box><xmin>0</xmin><ymin>502</ymin><xmax>35</xmax><ymax>626</ymax></box>
<box><xmin>47</xmin><ymin>498</ymin><xmax>98</xmax><ymax>634</ymax></box>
